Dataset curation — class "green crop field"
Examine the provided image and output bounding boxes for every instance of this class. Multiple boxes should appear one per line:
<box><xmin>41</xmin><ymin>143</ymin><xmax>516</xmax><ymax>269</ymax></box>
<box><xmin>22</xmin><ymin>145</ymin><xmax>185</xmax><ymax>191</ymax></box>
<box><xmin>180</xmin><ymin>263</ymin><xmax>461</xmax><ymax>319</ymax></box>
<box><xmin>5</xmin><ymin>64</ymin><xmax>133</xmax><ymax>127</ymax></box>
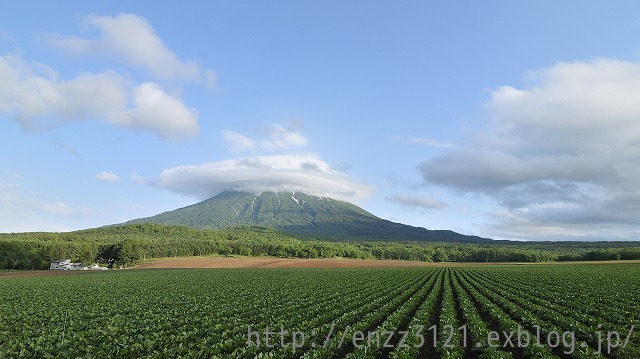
<box><xmin>0</xmin><ymin>265</ymin><xmax>638</xmax><ymax>358</ymax></box>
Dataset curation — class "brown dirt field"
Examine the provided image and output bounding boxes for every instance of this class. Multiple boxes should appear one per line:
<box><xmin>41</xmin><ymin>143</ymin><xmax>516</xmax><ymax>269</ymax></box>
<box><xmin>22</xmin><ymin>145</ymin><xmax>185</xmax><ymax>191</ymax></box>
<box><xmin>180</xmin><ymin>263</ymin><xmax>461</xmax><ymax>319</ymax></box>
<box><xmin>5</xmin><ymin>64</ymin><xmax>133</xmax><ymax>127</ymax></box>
<box><xmin>3</xmin><ymin>258</ymin><xmax>637</xmax><ymax>277</ymax></box>
<box><xmin>134</xmin><ymin>257</ymin><xmax>444</xmax><ymax>268</ymax></box>
<box><xmin>133</xmin><ymin>257</ymin><xmax>640</xmax><ymax>269</ymax></box>
<box><xmin>133</xmin><ymin>256</ymin><xmax>536</xmax><ymax>269</ymax></box>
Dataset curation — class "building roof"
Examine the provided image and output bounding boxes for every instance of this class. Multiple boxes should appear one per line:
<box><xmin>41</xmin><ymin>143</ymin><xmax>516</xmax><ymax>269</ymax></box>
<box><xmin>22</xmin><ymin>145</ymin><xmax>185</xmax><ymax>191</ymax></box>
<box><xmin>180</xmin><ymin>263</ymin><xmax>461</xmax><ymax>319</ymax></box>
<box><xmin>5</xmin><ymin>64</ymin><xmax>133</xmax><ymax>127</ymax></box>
<box><xmin>51</xmin><ymin>259</ymin><xmax>71</xmax><ymax>263</ymax></box>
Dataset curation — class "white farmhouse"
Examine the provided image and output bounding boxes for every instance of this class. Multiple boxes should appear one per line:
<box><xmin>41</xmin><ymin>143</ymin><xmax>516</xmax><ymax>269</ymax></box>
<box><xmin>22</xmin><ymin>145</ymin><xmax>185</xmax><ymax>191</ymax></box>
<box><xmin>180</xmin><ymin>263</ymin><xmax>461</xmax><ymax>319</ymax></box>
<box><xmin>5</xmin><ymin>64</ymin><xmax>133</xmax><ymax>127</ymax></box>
<box><xmin>49</xmin><ymin>259</ymin><xmax>107</xmax><ymax>270</ymax></box>
<box><xmin>50</xmin><ymin>259</ymin><xmax>71</xmax><ymax>270</ymax></box>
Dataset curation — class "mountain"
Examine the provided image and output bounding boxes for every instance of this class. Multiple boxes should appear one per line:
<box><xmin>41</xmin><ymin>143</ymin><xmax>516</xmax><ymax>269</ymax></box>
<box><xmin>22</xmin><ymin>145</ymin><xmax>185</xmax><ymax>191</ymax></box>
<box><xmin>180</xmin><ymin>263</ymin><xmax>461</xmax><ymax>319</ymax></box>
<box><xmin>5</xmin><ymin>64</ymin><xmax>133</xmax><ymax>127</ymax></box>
<box><xmin>122</xmin><ymin>190</ymin><xmax>492</xmax><ymax>243</ymax></box>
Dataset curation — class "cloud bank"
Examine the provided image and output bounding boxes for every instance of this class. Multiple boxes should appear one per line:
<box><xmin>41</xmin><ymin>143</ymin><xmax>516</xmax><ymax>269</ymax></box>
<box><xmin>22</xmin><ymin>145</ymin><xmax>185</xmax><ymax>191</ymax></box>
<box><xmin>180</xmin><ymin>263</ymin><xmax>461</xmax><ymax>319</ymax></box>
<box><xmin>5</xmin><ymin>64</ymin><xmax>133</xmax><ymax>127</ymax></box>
<box><xmin>0</xmin><ymin>183</ymin><xmax>100</xmax><ymax>231</ymax></box>
<box><xmin>387</xmin><ymin>193</ymin><xmax>446</xmax><ymax>210</ymax></box>
<box><xmin>0</xmin><ymin>13</ymin><xmax>204</xmax><ymax>140</ymax></box>
<box><xmin>223</xmin><ymin>124</ymin><xmax>309</xmax><ymax>153</ymax></box>
<box><xmin>41</xmin><ymin>201</ymin><xmax>73</xmax><ymax>215</ymax></box>
<box><xmin>0</xmin><ymin>55</ymin><xmax>199</xmax><ymax>139</ymax></box>
<box><xmin>44</xmin><ymin>13</ymin><xmax>213</xmax><ymax>83</ymax></box>
<box><xmin>419</xmin><ymin>58</ymin><xmax>640</xmax><ymax>240</ymax></box>
<box><xmin>95</xmin><ymin>171</ymin><xmax>120</xmax><ymax>182</ymax></box>
<box><xmin>155</xmin><ymin>154</ymin><xmax>373</xmax><ymax>203</ymax></box>
<box><xmin>109</xmin><ymin>82</ymin><xmax>199</xmax><ymax>139</ymax></box>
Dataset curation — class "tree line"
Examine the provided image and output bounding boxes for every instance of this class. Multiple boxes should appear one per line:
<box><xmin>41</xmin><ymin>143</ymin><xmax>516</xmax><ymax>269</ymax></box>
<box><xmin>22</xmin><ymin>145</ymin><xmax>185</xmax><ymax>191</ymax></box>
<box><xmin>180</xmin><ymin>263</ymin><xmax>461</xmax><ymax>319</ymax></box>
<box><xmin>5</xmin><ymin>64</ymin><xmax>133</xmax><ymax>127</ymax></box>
<box><xmin>1</xmin><ymin>224</ymin><xmax>639</xmax><ymax>270</ymax></box>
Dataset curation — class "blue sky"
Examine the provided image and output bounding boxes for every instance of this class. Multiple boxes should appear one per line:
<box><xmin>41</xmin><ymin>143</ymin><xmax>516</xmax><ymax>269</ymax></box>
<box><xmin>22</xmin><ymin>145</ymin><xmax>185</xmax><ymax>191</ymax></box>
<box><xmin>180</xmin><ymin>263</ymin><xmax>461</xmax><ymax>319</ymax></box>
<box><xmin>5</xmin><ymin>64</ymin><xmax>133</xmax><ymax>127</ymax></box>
<box><xmin>2</xmin><ymin>1</ymin><xmax>640</xmax><ymax>240</ymax></box>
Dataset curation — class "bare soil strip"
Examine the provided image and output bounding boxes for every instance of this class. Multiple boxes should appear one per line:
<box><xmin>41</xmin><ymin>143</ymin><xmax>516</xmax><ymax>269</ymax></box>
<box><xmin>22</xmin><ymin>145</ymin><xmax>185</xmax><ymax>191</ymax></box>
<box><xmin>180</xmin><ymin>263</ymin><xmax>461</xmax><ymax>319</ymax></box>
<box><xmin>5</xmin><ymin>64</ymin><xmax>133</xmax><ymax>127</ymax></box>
<box><xmin>3</xmin><ymin>258</ymin><xmax>639</xmax><ymax>277</ymax></box>
<box><xmin>134</xmin><ymin>257</ymin><xmax>447</xmax><ymax>268</ymax></box>
<box><xmin>133</xmin><ymin>257</ymin><xmax>640</xmax><ymax>269</ymax></box>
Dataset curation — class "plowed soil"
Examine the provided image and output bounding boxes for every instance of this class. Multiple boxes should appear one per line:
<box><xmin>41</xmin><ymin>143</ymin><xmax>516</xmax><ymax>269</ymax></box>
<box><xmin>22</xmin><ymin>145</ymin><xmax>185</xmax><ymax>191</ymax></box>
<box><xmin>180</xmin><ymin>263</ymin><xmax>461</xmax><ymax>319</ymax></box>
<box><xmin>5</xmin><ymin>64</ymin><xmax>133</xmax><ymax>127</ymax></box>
<box><xmin>135</xmin><ymin>257</ymin><xmax>461</xmax><ymax>268</ymax></box>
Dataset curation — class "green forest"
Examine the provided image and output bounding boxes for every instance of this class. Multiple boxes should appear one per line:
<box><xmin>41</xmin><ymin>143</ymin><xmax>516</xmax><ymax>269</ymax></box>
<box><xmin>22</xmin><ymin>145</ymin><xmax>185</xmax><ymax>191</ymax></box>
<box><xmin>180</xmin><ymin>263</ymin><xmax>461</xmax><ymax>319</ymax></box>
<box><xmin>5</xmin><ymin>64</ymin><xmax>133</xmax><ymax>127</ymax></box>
<box><xmin>1</xmin><ymin>224</ymin><xmax>639</xmax><ymax>270</ymax></box>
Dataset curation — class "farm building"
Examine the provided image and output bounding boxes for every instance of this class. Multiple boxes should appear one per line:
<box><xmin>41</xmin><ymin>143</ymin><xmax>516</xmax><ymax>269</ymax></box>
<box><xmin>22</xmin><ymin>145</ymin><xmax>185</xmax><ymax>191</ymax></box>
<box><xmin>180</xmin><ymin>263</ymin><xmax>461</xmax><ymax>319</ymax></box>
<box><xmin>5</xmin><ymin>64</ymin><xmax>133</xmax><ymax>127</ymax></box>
<box><xmin>49</xmin><ymin>259</ymin><xmax>107</xmax><ymax>271</ymax></box>
<box><xmin>49</xmin><ymin>259</ymin><xmax>71</xmax><ymax>270</ymax></box>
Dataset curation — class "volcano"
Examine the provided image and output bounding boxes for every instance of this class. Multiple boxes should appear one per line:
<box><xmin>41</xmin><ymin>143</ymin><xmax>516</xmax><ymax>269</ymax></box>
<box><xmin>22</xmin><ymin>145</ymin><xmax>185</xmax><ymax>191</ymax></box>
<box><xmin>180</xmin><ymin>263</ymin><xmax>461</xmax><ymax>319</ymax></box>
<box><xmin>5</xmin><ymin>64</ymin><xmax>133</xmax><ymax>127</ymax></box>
<box><xmin>122</xmin><ymin>190</ymin><xmax>491</xmax><ymax>243</ymax></box>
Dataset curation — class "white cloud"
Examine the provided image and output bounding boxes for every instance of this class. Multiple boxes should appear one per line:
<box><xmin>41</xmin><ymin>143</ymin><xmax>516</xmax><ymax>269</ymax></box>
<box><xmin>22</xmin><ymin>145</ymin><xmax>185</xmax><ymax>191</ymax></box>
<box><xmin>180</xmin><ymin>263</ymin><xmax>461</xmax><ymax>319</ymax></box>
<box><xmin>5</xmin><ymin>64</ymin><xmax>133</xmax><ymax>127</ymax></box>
<box><xmin>419</xmin><ymin>58</ymin><xmax>640</xmax><ymax>240</ymax></box>
<box><xmin>95</xmin><ymin>171</ymin><xmax>120</xmax><ymax>182</ymax></box>
<box><xmin>155</xmin><ymin>154</ymin><xmax>373</xmax><ymax>203</ymax></box>
<box><xmin>0</xmin><ymin>183</ymin><xmax>104</xmax><ymax>231</ymax></box>
<box><xmin>260</xmin><ymin>124</ymin><xmax>309</xmax><ymax>150</ymax></box>
<box><xmin>222</xmin><ymin>124</ymin><xmax>308</xmax><ymax>153</ymax></box>
<box><xmin>222</xmin><ymin>130</ymin><xmax>257</xmax><ymax>152</ymax></box>
<box><xmin>108</xmin><ymin>82</ymin><xmax>199</xmax><ymax>140</ymax></box>
<box><xmin>130</xmin><ymin>171</ymin><xmax>146</xmax><ymax>184</ymax></box>
<box><xmin>386</xmin><ymin>193</ymin><xmax>446</xmax><ymax>210</ymax></box>
<box><xmin>41</xmin><ymin>201</ymin><xmax>73</xmax><ymax>215</ymax></box>
<box><xmin>0</xmin><ymin>55</ymin><xmax>126</xmax><ymax>129</ymax></box>
<box><xmin>0</xmin><ymin>182</ymin><xmax>20</xmax><ymax>190</ymax></box>
<box><xmin>44</xmin><ymin>13</ymin><xmax>211</xmax><ymax>83</ymax></box>
<box><xmin>0</xmin><ymin>54</ymin><xmax>199</xmax><ymax>140</ymax></box>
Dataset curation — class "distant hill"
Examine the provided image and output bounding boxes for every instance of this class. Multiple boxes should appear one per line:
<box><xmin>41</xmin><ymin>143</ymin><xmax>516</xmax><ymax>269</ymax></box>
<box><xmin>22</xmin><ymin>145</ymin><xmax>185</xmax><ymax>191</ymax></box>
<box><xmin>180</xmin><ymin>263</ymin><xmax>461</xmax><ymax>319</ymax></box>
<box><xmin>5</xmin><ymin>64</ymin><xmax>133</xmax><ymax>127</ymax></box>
<box><xmin>122</xmin><ymin>190</ymin><xmax>492</xmax><ymax>243</ymax></box>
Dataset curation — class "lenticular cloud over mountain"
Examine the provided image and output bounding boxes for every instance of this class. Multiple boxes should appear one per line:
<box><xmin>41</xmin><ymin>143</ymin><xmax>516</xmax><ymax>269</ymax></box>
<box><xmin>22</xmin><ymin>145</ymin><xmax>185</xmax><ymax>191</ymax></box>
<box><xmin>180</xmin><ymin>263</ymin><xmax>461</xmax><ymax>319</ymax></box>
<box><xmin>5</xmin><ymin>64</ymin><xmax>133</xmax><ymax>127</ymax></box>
<box><xmin>155</xmin><ymin>154</ymin><xmax>373</xmax><ymax>203</ymax></box>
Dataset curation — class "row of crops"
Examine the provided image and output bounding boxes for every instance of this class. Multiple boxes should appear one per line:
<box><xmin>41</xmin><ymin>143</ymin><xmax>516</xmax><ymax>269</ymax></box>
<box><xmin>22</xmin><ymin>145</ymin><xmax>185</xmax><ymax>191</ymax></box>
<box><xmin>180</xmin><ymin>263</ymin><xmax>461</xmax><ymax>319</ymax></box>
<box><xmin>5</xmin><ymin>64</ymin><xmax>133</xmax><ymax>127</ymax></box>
<box><xmin>0</xmin><ymin>264</ymin><xmax>638</xmax><ymax>358</ymax></box>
